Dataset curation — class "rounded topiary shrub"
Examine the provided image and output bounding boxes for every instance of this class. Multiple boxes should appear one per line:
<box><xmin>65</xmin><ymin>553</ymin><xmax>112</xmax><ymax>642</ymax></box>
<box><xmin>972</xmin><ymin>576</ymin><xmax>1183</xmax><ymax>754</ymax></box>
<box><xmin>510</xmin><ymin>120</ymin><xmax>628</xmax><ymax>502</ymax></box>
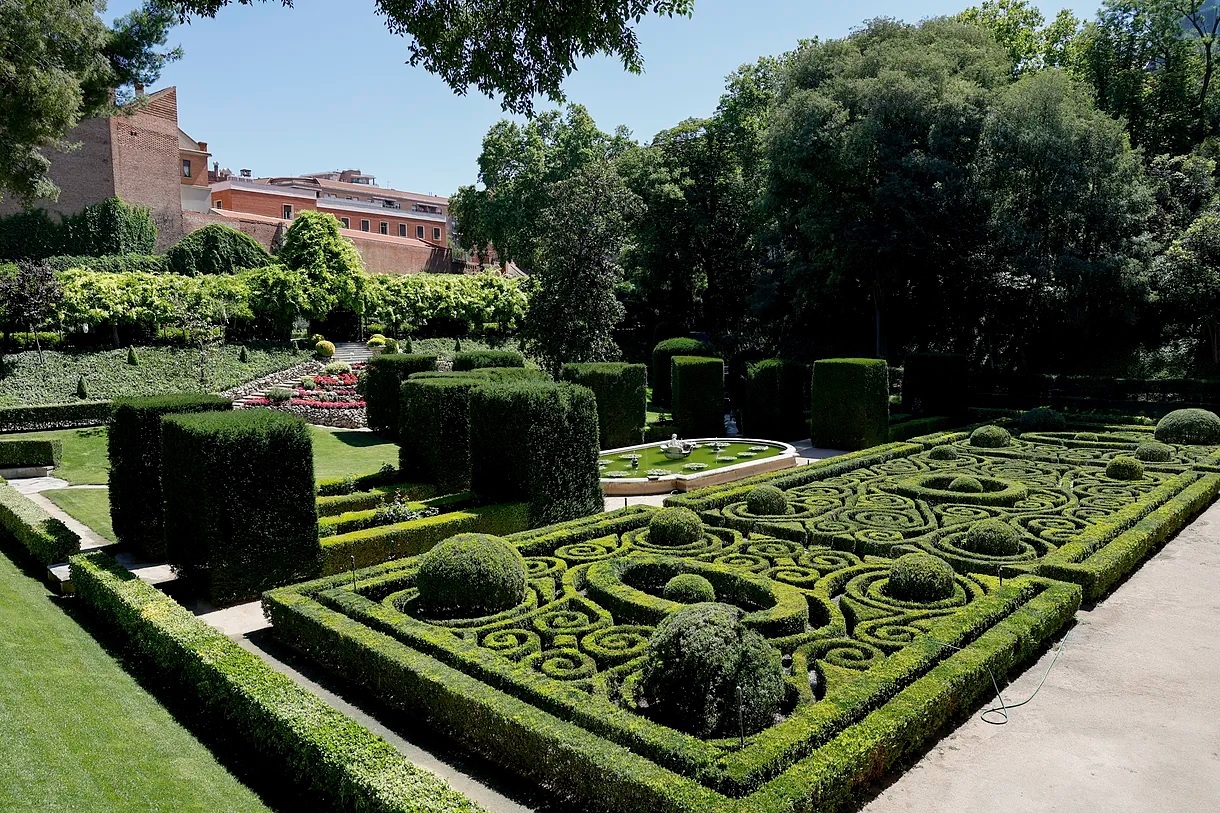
<box><xmin>1075</xmin><ymin>432</ymin><xmax>1098</xmax><ymax>442</ymax></box>
<box><xmin>928</xmin><ymin>445</ymin><xmax>958</xmax><ymax>461</ymax></box>
<box><xmin>887</xmin><ymin>553</ymin><xmax>956</xmax><ymax>602</ymax></box>
<box><xmin>948</xmin><ymin>475</ymin><xmax>984</xmax><ymax>494</ymax></box>
<box><xmin>315</xmin><ymin>340</ymin><xmax>335</xmax><ymax>359</ymax></box>
<box><xmin>415</xmin><ymin>533</ymin><xmax>527</xmax><ymax>617</ymax></box>
<box><xmin>1135</xmin><ymin>441</ymin><xmax>1174</xmax><ymax>463</ymax></box>
<box><xmin>1018</xmin><ymin>407</ymin><xmax>1066</xmax><ymax>433</ymax></box>
<box><xmin>648</xmin><ymin>507</ymin><xmax>704</xmax><ymax>547</ymax></box>
<box><xmin>663</xmin><ymin>573</ymin><xmax>716</xmax><ymax>604</ymax></box>
<box><xmin>970</xmin><ymin>425</ymin><xmax>1011</xmax><ymax>448</ymax></box>
<box><xmin>746</xmin><ymin>485</ymin><xmax>789</xmax><ymax>516</ymax></box>
<box><xmin>1106</xmin><ymin>455</ymin><xmax>1145</xmax><ymax>481</ymax></box>
<box><xmin>963</xmin><ymin>518</ymin><xmax>1022</xmax><ymax>556</ymax></box>
<box><xmin>1154</xmin><ymin>408</ymin><xmax>1220</xmax><ymax>445</ymax></box>
<box><xmin>640</xmin><ymin>603</ymin><xmax>785</xmax><ymax>738</ymax></box>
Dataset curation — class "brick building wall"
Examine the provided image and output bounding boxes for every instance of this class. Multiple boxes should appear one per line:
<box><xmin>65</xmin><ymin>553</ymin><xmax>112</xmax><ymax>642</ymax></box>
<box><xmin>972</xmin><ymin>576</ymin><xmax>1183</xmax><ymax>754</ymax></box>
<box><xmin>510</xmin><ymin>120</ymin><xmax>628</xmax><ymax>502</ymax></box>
<box><xmin>0</xmin><ymin>117</ymin><xmax>116</xmax><ymax>220</ymax></box>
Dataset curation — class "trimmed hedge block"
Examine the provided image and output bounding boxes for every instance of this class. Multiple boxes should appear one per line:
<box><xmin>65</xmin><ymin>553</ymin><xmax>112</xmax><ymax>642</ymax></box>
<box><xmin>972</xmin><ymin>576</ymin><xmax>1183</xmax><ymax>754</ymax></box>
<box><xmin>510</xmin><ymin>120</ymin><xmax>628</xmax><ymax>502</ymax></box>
<box><xmin>400</xmin><ymin>376</ymin><xmax>481</xmax><ymax>492</ymax></box>
<box><xmin>0</xmin><ymin>478</ymin><xmax>79</xmax><ymax>564</ymax></box>
<box><xmin>651</xmin><ymin>338</ymin><xmax>710</xmax><ymax>407</ymax></box>
<box><xmin>452</xmin><ymin>350</ymin><xmax>525</xmax><ymax>372</ymax></box>
<box><xmin>108</xmin><ymin>394</ymin><xmax>232</xmax><ymax>558</ymax></box>
<box><xmin>0</xmin><ymin>438</ymin><xmax>61</xmax><ymax>468</ymax></box>
<box><xmin>810</xmin><ymin>358</ymin><xmax>889</xmax><ymax>451</ymax></box>
<box><xmin>901</xmin><ymin>353</ymin><xmax>968</xmax><ymax>418</ymax></box>
<box><xmin>0</xmin><ymin>401</ymin><xmax>113</xmax><ymax>433</ymax></box>
<box><xmin>470</xmin><ymin>381</ymin><xmax>602</xmax><ymax>526</ymax></box>
<box><xmin>162</xmin><ymin>410</ymin><xmax>319</xmax><ymax>603</ymax></box>
<box><xmin>364</xmin><ymin>354</ymin><xmax>439</xmax><ymax>436</ymax></box>
<box><xmin>671</xmin><ymin>356</ymin><xmax>724</xmax><ymax>438</ymax></box>
<box><xmin>70</xmin><ymin>552</ymin><xmax>483</xmax><ymax>813</ymax></box>
<box><xmin>742</xmin><ymin>359</ymin><xmax>808</xmax><ymax>441</ymax></box>
<box><xmin>561</xmin><ymin>362</ymin><xmax>647</xmax><ymax>449</ymax></box>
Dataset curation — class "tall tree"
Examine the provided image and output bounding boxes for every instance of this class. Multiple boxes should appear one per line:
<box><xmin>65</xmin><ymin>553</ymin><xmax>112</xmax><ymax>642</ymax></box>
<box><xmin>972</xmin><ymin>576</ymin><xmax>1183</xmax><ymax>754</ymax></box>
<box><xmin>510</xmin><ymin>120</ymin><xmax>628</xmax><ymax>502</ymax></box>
<box><xmin>0</xmin><ymin>260</ymin><xmax>63</xmax><ymax>363</ymax></box>
<box><xmin>165</xmin><ymin>0</ymin><xmax>692</xmax><ymax>115</ymax></box>
<box><xmin>0</xmin><ymin>0</ymin><xmax>180</xmax><ymax>203</ymax></box>
<box><xmin>1153</xmin><ymin>205</ymin><xmax>1220</xmax><ymax>365</ymax></box>
<box><xmin>521</xmin><ymin>161</ymin><xmax>641</xmax><ymax>376</ymax></box>
<box><xmin>956</xmin><ymin>0</ymin><xmax>1047</xmax><ymax>74</ymax></box>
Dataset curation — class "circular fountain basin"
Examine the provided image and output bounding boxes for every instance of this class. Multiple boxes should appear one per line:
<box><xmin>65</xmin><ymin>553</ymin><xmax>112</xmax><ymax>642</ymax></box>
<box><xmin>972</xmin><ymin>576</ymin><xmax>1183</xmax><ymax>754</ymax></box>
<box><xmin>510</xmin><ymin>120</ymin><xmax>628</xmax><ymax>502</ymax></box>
<box><xmin>599</xmin><ymin>437</ymin><xmax>799</xmax><ymax>496</ymax></box>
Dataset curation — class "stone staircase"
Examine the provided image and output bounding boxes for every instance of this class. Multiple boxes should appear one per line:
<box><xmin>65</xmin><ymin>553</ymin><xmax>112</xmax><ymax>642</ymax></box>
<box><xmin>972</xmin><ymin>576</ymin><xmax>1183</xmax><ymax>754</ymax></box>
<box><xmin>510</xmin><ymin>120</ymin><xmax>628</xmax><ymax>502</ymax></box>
<box><xmin>331</xmin><ymin>342</ymin><xmax>374</xmax><ymax>364</ymax></box>
<box><xmin>231</xmin><ymin>343</ymin><xmax>373</xmax><ymax>409</ymax></box>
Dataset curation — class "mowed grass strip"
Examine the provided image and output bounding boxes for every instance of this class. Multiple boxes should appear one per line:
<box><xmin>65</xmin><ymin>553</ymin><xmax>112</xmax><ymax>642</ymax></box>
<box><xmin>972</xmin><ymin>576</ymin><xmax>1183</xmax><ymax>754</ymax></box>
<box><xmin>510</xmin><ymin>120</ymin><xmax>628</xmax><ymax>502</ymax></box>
<box><xmin>309</xmin><ymin>425</ymin><xmax>399</xmax><ymax>481</ymax></box>
<box><xmin>44</xmin><ymin>487</ymin><xmax>115</xmax><ymax>543</ymax></box>
<box><xmin>0</xmin><ymin>548</ymin><xmax>272</xmax><ymax>812</ymax></box>
<box><xmin>3</xmin><ymin>426</ymin><xmax>110</xmax><ymax>485</ymax></box>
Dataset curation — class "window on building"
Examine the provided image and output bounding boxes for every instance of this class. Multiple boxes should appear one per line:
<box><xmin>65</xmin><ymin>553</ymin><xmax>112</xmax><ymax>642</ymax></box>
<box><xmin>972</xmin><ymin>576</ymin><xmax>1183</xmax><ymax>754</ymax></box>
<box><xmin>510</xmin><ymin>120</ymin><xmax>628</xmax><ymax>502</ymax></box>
<box><xmin>361</xmin><ymin>219</ymin><xmax>370</xmax><ymax>232</ymax></box>
<box><xmin>380</xmin><ymin>222</ymin><xmax>388</xmax><ymax>235</ymax></box>
<box><xmin>398</xmin><ymin>224</ymin><xmax>406</xmax><ymax>237</ymax></box>
<box><xmin>433</xmin><ymin>227</ymin><xmax>441</xmax><ymax>241</ymax></box>
<box><xmin>282</xmin><ymin>204</ymin><xmax>293</xmax><ymax>219</ymax></box>
<box><xmin>340</xmin><ymin>217</ymin><xmax>349</xmax><ymax>229</ymax></box>
<box><xmin>213</xmin><ymin>200</ymin><xmax>222</xmax><ymax>210</ymax></box>
<box><xmin>416</xmin><ymin>225</ymin><xmax>425</xmax><ymax>239</ymax></box>
<box><xmin>182</xmin><ymin>159</ymin><xmax>191</xmax><ymax>178</ymax></box>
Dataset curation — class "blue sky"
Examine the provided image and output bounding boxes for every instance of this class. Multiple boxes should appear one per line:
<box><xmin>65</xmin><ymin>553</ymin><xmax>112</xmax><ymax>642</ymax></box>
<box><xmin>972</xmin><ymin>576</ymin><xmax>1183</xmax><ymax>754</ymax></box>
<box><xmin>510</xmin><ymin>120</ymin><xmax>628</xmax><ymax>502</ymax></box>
<box><xmin>110</xmin><ymin>0</ymin><xmax>1096</xmax><ymax>197</ymax></box>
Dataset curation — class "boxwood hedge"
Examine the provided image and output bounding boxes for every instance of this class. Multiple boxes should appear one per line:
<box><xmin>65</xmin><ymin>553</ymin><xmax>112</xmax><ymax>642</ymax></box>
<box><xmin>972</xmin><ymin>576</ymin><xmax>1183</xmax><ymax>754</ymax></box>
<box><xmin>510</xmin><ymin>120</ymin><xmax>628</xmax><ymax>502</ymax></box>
<box><xmin>651</xmin><ymin>338</ymin><xmax>709</xmax><ymax>407</ymax></box>
<box><xmin>451</xmin><ymin>350</ymin><xmax>525</xmax><ymax>372</ymax></box>
<box><xmin>810</xmin><ymin>358</ymin><xmax>889</xmax><ymax>451</ymax></box>
<box><xmin>671</xmin><ymin>356</ymin><xmax>724</xmax><ymax>438</ymax></box>
<box><xmin>561</xmin><ymin>362</ymin><xmax>647</xmax><ymax>449</ymax></box>
<box><xmin>108</xmin><ymin>393</ymin><xmax>232</xmax><ymax>558</ymax></box>
<box><xmin>0</xmin><ymin>401</ymin><xmax>114</xmax><ymax>433</ymax></box>
<box><xmin>364</xmin><ymin>354</ymin><xmax>439</xmax><ymax>437</ymax></box>
<box><xmin>399</xmin><ymin>376</ymin><xmax>481</xmax><ymax>492</ymax></box>
<box><xmin>0</xmin><ymin>478</ymin><xmax>79</xmax><ymax>564</ymax></box>
<box><xmin>161</xmin><ymin>409</ymin><xmax>319</xmax><ymax>603</ymax></box>
<box><xmin>742</xmin><ymin>359</ymin><xmax>808</xmax><ymax>441</ymax></box>
<box><xmin>0</xmin><ymin>438</ymin><xmax>61</xmax><ymax>468</ymax></box>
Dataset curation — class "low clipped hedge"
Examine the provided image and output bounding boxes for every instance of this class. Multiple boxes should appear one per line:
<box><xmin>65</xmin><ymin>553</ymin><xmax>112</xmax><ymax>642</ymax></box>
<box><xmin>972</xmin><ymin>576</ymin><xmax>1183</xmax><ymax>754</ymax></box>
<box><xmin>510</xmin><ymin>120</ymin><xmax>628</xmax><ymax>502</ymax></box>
<box><xmin>742</xmin><ymin>359</ymin><xmax>808</xmax><ymax>441</ymax></box>
<box><xmin>70</xmin><ymin>551</ymin><xmax>483</xmax><ymax>813</ymax></box>
<box><xmin>0</xmin><ymin>478</ymin><xmax>79</xmax><ymax>564</ymax></box>
<box><xmin>162</xmin><ymin>410</ymin><xmax>319</xmax><ymax>603</ymax></box>
<box><xmin>651</xmin><ymin>338</ymin><xmax>710</xmax><ymax>407</ymax></box>
<box><xmin>451</xmin><ymin>350</ymin><xmax>525</xmax><ymax>372</ymax></box>
<box><xmin>671</xmin><ymin>356</ymin><xmax>724</xmax><ymax>438</ymax></box>
<box><xmin>901</xmin><ymin>353</ymin><xmax>968</xmax><ymax>418</ymax></box>
<box><xmin>320</xmin><ymin>502</ymin><xmax>530</xmax><ymax>574</ymax></box>
<box><xmin>400</xmin><ymin>376</ymin><xmax>481</xmax><ymax>492</ymax></box>
<box><xmin>108</xmin><ymin>394</ymin><xmax>232</xmax><ymax>558</ymax></box>
<box><xmin>470</xmin><ymin>380</ymin><xmax>602</xmax><ymax>526</ymax></box>
<box><xmin>0</xmin><ymin>438</ymin><xmax>61</xmax><ymax>468</ymax></box>
<box><xmin>316</xmin><ymin>482</ymin><xmax>437</xmax><ymax>517</ymax></box>
<box><xmin>0</xmin><ymin>401</ymin><xmax>113</xmax><ymax>432</ymax></box>
<box><xmin>810</xmin><ymin>358</ymin><xmax>890</xmax><ymax>451</ymax></box>
<box><xmin>561</xmin><ymin>362</ymin><xmax>647</xmax><ymax>449</ymax></box>
<box><xmin>364</xmin><ymin>354</ymin><xmax>439</xmax><ymax>437</ymax></box>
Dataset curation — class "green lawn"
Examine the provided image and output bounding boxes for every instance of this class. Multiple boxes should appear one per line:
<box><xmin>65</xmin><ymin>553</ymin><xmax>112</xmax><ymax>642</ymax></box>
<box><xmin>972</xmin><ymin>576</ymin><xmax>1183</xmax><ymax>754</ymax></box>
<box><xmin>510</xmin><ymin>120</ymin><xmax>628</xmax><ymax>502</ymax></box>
<box><xmin>309</xmin><ymin>426</ymin><xmax>399</xmax><ymax>481</ymax></box>
<box><xmin>44</xmin><ymin>487</ymin><xmax>114</xmax><ymax>543</ymax></box>
<box><xmin>0</xmin><ymin>547</ymin><xmax>272</xmax><ymax>812</ymax></box>
<box><xmin>5</xmin><ymin>426</ymin><xmax>109</xmax><ymax>485</ymax></box>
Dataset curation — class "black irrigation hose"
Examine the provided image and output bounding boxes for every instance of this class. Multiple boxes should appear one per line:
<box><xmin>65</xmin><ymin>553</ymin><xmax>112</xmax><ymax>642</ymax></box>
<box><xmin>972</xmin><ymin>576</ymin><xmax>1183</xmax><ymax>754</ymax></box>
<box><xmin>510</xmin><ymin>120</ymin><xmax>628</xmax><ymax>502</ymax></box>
<box><xmin>927</xmin><ymin>630</ymin><xmax>1070</xmax><ymax>725</ymax></box>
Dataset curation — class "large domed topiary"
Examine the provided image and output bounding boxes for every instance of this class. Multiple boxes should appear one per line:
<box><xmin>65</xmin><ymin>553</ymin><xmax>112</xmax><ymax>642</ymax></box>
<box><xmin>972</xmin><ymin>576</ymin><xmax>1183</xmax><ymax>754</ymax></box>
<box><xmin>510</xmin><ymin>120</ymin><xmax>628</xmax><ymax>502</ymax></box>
<box><xmin>928</xmin><ymin>445</ymin><xmax>959</xmax><ymax>461</ymax></box>
<box><xmin>970</xmin><ymin>425</ymin><xmax>1011</xmax><ymax>448</ymax></box>
<box><xmin>640</xmin><ymin>603</ymin><xmax>785</xmax><ymax>738</ymax></box>
<box><xmin>663</xmin><ymin>573</ymin><xmax>716</xmax><ymax>604</ymax></box>
<box><xmin>745</xmin><ymin>485</ymin><xmax>789</xmax><ymax>516</ymax></box>
<box><xmin>1074</xmin><ymin>432</ymin><xmax>1099</xmax><ymax>442</ymax></box>
<box><xmin>415</xmin><ymin>533</ymin><xmax>527</xmax><ymax>617</ymax></box>
<box><xmin>963</xmin><ymin>518</ymin><xmax>1022</xmax><ymax>556</ymax></box>
<box><xmin>1018</xmin><ymin>407</ymin><xmax>1066</xmax><ymax>433</ymax></box>
<box><xmin>887</xmin><ymin>553</ymin><xmax>956</xmax><ymax>602</ymax></box>
<box><xmin>1154</xmin><ymin>408</ymin><xmax>1220</xmax><ymax>445</ymax></box>
<box><xmin>648</xmin><ymin>507</ymin><xmax>704</xmax><ymax>547</ymax></box>
<box><xmin>1135</xmin><ymin>441</ymin><xmax>1173</xmax><ymax>463</ymax></box>
<box><xmin>1106</xmin><ymin>455</ymin><xmax>1144</xmax><ymax>481</ymax></box>
<box><xmin>948</xmin><ymin>475</ymin><xmax>984</xmax><ymax>494</ymax></box>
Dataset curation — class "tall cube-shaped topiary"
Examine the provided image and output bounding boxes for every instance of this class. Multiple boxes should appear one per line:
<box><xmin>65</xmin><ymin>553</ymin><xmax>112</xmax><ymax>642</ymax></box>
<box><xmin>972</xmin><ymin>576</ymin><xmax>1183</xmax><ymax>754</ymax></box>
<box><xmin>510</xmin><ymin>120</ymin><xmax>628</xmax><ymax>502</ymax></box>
<box><xmin>109</xmin><ymin>394</ymin><xmax>231</xmax><ymax>558</ymax></box>
<box><xmin>901</xmin><ymin>353</ymin><xmax>969</xmax><ymax>419</ymax></box>
<box><xmin>742</xmin><ymin>359</ymin><xmax>810</xmax><ymax>441</ymax></box>
<box><xmin>161</xmin><ymin>410</ymin><xmax>319</xmax><ymax>604</ymax></box>
<box><xmin>810</xmin><ymin>358</ymin><xmax>889</xmax><ymax>450</ymax></box>
<box><xmin>561</xmin><ymin>362</ymin><xmax>647</xmax><ymax>449</ymax></box>
<box><xmin>364</xmin><ymin>353</ymin><xmax>438</xmax><ymax>437</ymax></box>
<box><xmin>399</xmin><ymin>375</ymin><xmax>482</xmax><ymax>492</ymax></box>
<box><xmin>452</xmin><ymin>350</ymin><xmax>525</xmax><ymax>372</ymax></box>
<box><xmin>651</xmin><ymin>338</ymin><xmax>710</xmax><ymax>407</ymax></box>
<box><xmin>470</xmin><ymin>381</ymin><xmax>602</xmax><ymax>526</ymax></box>
<box><xmin>672</xmin><ymin>356</ymin><xmax>725</xmax><ymax>438</ymax></box>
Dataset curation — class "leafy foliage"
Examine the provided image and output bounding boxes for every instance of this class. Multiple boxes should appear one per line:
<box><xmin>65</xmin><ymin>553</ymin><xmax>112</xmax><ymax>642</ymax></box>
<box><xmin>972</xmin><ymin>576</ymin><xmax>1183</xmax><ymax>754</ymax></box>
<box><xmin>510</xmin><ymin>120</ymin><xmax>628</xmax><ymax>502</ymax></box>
<box><xmin>810</xmin><ymin>359</ymin><xmax>889</xmax><ymax>451</ymax></box>
<box><xmin>415</xmin><ymin>533</ymin><xmax>528</xmax><ymax>617</ymax></box>
<box><xmin>165</xmin><ymin>224</ymin><xmax>272</xmax><ymax>276</ymax></box>
<box><xmin>671</xmin><ymin>356</ymin><xmax>724</xmax><ymax>438</ymax></box>
<box><xmin>1155</xmin><ymin>408</ymin><xmax>1220</xmax><ymax>444</ymax></box>
<box><xmin>887</xmin><ymin>553</ymin><xmax>957</xmax><ymax>602</ymax></box>
<box><xmin>560</xmin><ymin>362</ymin><xmax>647</xmax><ymax>448</ymax></box>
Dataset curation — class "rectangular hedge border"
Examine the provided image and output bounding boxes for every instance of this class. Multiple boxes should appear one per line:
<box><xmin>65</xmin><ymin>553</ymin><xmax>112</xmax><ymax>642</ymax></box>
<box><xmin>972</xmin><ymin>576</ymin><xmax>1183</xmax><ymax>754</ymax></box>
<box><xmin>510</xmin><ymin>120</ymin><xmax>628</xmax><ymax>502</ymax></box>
<box><xmin>0</xmin><ymin>401</ymin><xmax>113</xmax><ymax>433</ymax></box>
<box><xmin>451</xmin><ymin>350</ymin><xmax>525</xmax><ymax>371</ymax></box>
<box><xmin>364</xmin><ymin>354</ymin><xmax>439</xmax><ymax>437</ymax></box>
<box><xmin>70</xmin><ymin>551</ymin><xmax>484</xmax><ymax>813</ymax></box>
<box><xmin>0</xmin><ymin>438</ymin><xmax>61</xmax><ymax>467</ymax></box>
<box><xmin>264</xmin><ymin>509</ymin><xmax>1080</xmax><ymax>813</ymax></box>
<box><xmin>671</xmin><ymin>356</ymin><xmax>724</xmax><ymax>439</ymax></box>
<box><xmin>317</xmin><ymin>482</ymin><xmax>438</xmax><ymax>517</ymax></box>
<box><xmin>0</xmin><ymin>477</ymin><xmax>79</xmax><ymax>564</ymax></box>
<box><xmin>561</xmin><ymin>362</ymin><xmax>648</xmax><ymax>449</ymax></box>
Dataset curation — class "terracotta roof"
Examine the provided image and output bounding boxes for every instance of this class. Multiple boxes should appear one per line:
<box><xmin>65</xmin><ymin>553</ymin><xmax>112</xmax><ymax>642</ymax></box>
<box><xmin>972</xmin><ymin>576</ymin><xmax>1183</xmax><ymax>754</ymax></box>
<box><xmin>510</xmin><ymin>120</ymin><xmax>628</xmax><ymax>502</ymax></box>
<box><xmin>207</xmin><ymin>208</ymin><xmax>440</xmax><ymax>249</ymax></box>
<box><xmin>312</xmin><ymin>178</ymin><xmax>449</xmax><ymax>205</ymax></box>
